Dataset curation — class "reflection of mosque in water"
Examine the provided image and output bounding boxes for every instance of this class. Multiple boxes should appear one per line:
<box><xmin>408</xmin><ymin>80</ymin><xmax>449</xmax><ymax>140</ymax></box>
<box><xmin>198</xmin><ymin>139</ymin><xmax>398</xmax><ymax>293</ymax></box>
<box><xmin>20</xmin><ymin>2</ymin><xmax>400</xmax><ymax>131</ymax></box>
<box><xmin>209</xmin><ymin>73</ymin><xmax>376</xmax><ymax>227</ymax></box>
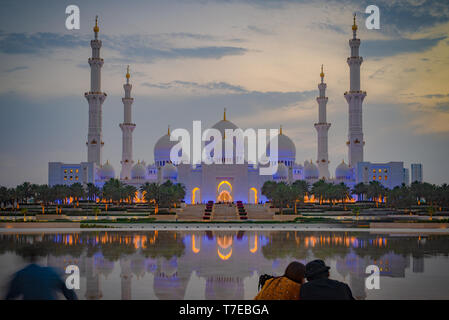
<box><xmin>1</xmin><ymin>232</ymin><xmax>438</xmax><ymax>299</ymax></box>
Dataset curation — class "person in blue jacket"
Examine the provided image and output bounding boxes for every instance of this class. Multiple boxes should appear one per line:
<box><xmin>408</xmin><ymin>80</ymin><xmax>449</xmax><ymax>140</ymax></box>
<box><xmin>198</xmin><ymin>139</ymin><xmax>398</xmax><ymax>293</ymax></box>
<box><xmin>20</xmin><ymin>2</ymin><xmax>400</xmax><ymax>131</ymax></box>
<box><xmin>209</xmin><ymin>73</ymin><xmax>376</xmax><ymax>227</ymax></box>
<box><xmin>4</xmin><ymin>245</ymin><xmax>77</xmax><ymax>300</ymax></box>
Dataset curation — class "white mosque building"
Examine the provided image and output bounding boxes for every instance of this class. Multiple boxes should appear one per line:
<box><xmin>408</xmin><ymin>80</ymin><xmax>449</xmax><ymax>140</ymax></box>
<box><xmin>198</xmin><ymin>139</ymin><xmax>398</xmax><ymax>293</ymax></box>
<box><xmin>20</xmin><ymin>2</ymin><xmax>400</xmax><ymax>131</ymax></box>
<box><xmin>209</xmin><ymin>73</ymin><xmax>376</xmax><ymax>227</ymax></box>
<box><xmin>48</xmin><ymin>15</ymin><xmax>411</xmax><ymax>203</ymax></box>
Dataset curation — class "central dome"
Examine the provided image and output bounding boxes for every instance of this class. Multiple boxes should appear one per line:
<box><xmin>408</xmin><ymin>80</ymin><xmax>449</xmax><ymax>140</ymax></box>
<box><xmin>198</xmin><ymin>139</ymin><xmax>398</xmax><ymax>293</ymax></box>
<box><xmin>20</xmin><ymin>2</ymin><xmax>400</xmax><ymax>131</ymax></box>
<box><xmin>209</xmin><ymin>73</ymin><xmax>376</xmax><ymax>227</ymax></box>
<box><xmin>211</xmin><ymin>119</ymin><xmax>239</xmax><ymax>136</ymax></box>
<box><xmin>210</xmin><ymin>108</ymin><xmax>239</xmax><ymax>136</ymax></box>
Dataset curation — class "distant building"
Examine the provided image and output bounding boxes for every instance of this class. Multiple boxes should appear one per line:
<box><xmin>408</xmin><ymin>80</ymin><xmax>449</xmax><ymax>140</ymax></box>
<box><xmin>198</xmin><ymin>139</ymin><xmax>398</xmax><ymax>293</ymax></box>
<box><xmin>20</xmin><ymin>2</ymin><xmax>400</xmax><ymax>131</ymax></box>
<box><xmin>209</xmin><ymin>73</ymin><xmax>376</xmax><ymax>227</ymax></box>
<box><xmin>356</xmin><ymin>162</ymin><xmax>404</xmax><ymax>189</ymax></box>
<box><xmin>48</xmin><ymin>162</ymin><xmax>97</xmax><ymax>187</ymax></box>
<box><xmin>411</xmin><ymin>163</ymin><xmax>423</xmax><ymax>183</ymax></box>
<box><xmin>403</xmin><ymin>168</ymin><xmax>410</xmax><ymax>186</ymax></box>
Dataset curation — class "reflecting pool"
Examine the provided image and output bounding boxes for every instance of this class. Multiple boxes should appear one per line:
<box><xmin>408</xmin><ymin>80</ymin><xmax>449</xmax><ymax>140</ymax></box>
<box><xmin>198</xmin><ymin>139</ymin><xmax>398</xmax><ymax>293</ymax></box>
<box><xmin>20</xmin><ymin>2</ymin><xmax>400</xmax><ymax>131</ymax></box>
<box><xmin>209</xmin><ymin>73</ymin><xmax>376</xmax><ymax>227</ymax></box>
<box><xmin>1</xmin><ymin>230</ymin><xmax>449</xmax><ymax>299</ymax></box>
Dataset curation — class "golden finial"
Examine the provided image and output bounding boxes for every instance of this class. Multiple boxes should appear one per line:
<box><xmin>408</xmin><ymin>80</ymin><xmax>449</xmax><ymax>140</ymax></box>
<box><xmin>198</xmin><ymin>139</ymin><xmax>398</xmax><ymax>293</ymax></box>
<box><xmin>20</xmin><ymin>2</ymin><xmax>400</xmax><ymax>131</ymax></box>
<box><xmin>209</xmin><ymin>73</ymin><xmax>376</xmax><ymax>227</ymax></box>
<box><xmin>93</xmin><ymin>16</ymin><xmax>99</xmax><ymax>33</ymax></box>
<box><xmin>223</xmin><ymin>108</ymin><xmax>227</xmax><ymax>121</ymax></box>
<box><xmin>352</xmin><ymin>13</ymin><xmax>358</xmax><ymax>31</ymax></box>
<box><xmin>167</xmin><ymin>125</ymin><xmax>170</xmax><ymax>136</ymax></box>
<box><xmin>126</xmin><ymin>65</ymin><xmax>130</xmax><ymax>79</ymax></box>
<box><xmin>320</xmin><ymin>64</ymin><xmax>324</xmax><ymax>78</ymax></box>
<box><xmin>279</xmin><ymin>125</ymin><xmax>283</xmax><ymax>135</ymax></box>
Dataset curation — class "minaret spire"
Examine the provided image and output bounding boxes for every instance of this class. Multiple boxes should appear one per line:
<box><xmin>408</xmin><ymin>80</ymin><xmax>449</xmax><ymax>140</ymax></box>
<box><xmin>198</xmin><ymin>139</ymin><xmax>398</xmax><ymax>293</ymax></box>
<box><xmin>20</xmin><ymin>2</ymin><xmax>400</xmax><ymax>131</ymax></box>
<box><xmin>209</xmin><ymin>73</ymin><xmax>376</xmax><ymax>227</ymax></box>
<box><xmin>352</xmin><ymin>13</ymin><xmax>358</xmax><ymax>39</ymax></box>
<box><xmin>345</xmin><ymin>13</ymin><xmax>366</xmax><ymax>169</ymax></box>
<box><xmin>85</xmin><ymin>16</ymin><xmax>106</xmax><ymax>166</ymax></box>
<box><xmin>223</xmin><ymin>108</ymin><xmax>227</xmax><ymax>121</ymax></box>
<box><xmin>119</xmin><ymin>65</ymin><xmax>136</xmax><ymax>180</ymax></box>
<box><xmin>314</xmin><ymin>65</ymin><xmax>331</xmax><ymax>179</ymax></box>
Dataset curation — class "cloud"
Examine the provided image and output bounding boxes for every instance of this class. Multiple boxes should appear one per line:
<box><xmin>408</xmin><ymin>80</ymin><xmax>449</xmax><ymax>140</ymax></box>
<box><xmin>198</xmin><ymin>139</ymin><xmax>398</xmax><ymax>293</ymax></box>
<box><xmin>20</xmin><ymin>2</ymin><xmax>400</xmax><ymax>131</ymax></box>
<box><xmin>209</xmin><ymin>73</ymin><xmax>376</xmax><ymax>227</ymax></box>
<box><xmin>4</xmin><ymin>66</ymin><xmax>28</xmax><ymax>73</ymax></box>
<box><xmin>0</xmin><ymin>32</ymin><xmax>85</xmax><ymax>54</ymax></box>
<box><xmin>0</xmin><ymin>31</ymin><xmax>248</xmax><ymax>62</ymax></box>
<box><xmin>124</xmin><ymin>45</ymin><xmax>247</xmax><ymax>62</ymax></box>
<box><xmin>361</xmin><ymin>36</ymin><xmax>446</xmax><ymax>58</ymax></box>
<box><xmin>141</xmin><ymin>80</ymin><xmax>315</xmax><ymax>100</ymax></box>
<box><xmin>309</xmin><ymin>22</ymin><xmax>345</xmax><ymax>35</ymax></box>
<box><xmin>247</xmin><ymin>25</ymin><xmax>275</xmax><ymax>35</ymax></box>
<box><xmin>421</xmin><ymin>93</ymin><xmax>449</xmax><ymax>99</ymax></box>
<box><xmin>142</xmin><ymin>80</ymin><xmax>248</xmax><ymax>93</ymax></box>
<box><xmin>435</xmin><ymin>102</ymin><xmax>449</xmax><ymax>112</ymax></box>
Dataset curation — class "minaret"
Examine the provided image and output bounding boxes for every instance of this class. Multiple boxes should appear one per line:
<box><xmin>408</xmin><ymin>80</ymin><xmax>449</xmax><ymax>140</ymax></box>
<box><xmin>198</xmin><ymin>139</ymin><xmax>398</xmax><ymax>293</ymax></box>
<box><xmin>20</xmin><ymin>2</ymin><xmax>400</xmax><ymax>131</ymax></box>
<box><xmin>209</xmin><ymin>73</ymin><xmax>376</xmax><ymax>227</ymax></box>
<box><xmin>344</xmin><ymin>14</ymin><xmax>366</xmax><ymax>168</ymax></box>
<box><xmin>85</xmin><ymin>16</ymin><xmax>107</xmax><ymax>166</ymax></box>
<box><xmin>120</xmin><ymin>66</ymin><xmax>136</xmax><ymax>180</ymax></box>
<box><xmin>314</xmin><ymin>65</ymin><xmax>331</xmax><ymax>179</ymax></box>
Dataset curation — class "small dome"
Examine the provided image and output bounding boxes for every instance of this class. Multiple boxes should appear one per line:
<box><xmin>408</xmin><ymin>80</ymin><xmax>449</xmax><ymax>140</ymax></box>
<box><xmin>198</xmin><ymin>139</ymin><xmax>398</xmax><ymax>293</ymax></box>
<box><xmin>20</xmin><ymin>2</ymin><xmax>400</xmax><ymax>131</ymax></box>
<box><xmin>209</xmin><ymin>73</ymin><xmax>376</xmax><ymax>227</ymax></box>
<box><xmin>267</xmin><ymin>130</ymin><xmax>296</xmax><ymax>164</ymax></box>
<box><xmin>131</xmin><ymin>161</ymin><xmax>147</xmax><ymax>180</ymax></box>
<box><xmin>100</xmin><ymin>161</ymin><xmax>115</xmax><ymax>180</ymax></box>
<box><xmin>335</xmin><ymin>160</ymin><xmax>351</xmax><ymax>180</ymax></box>
<box><xmin>162</xmin><ymin>162</ymin><xmax>178</xmax><ymax>180</ymax></box>
<box><xmin>273</xmin><ymin>162</ymin><xmax>288</xmax><ymax>180</ymax></box>
<box><xmin>304</xmin><ymin>160</ymin><xmax>319</xmax><ymax>180</ymax></box>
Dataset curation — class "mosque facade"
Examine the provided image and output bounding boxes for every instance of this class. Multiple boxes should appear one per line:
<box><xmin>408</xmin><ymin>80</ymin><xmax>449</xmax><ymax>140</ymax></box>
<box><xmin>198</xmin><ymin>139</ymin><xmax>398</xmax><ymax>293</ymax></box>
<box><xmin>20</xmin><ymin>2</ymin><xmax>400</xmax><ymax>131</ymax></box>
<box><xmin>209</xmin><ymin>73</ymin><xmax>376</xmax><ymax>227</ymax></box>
<box><xmin>48</xmin><ymin>15</ymin><xmax>412</xmax><ymax>203</ymax></box>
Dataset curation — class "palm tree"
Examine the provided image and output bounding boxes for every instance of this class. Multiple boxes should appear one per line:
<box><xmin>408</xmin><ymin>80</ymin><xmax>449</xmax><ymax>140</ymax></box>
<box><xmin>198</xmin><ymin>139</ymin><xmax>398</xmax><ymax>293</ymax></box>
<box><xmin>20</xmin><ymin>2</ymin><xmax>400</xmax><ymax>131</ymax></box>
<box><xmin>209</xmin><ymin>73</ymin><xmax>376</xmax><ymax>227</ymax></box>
<box><xmin>386</xmin><ymin>184</ymin><xmax>414</xmax><ymax>210</ymax></box>
<box><xmin>173</xmin><ymin>183</ymin><xmax>186</xmax><ymax>206</ymax></box>
<box><xmin>0</xmin><ymin>186</ymin><xmax>9</xmax><ymax>209</ymax></box>
<box><xmin>123</xmin><ymin>185</ymin><xmax>137</xmax><ymax>204</ymax></box>
<box><xmin>69</xmin><ymin>183</ymin><xmax>85</xmax><ymax>207</ymax></box>
<box><xmin>16</xmin><ymin>182</ymin><xmax>33</xmax><ymax>205</ymax></box>
<box><xmin>35</xmin><ymin>185</ymin><xmax>52</xmax><ymax>213</ymax></box>
<box><xmin>270</xmin><ymin>182</ymin><xmax>292</xmax><ymax>215</ymax></box>
<box><xmin>86</xmin><ymin>183</ymin><xmax>101</xmax><ymax>202</ymax></box>
<box><xmin>367</xmin><ymin>181</ymin><xmax>386</xmax><ymax>204</ymax></box>
<box><xmin>102</xmin><ymin>179</ymin><xmax>124</xmax><ymax>204</ymax></box>
<box><xmin>141</xmin><ymin>182</ymin><xmax>161</xmax><ymax>213</ymax></box>
<box><xmin>261</xmin><ymin>181</ymin><xmax>277</xmax><ymax>204</ymax></box>
<box><xmin>291</xmin><ymin>180</ymin><xmax>309</xmax><ymax>213</ymax></box>
<box><xmin>352</xmin><ymin>182</ymin><xmax>368</xmax><ymax>201</ymax></box>
<box><xmin>311</xmin><ymin>180</ymin><xmax>330</xmax><ymax>204</ymax></box>
<box><xmin>335</xmin><ymin>183</ymin><xmax>351</xmax><ymax>207</ymax></box>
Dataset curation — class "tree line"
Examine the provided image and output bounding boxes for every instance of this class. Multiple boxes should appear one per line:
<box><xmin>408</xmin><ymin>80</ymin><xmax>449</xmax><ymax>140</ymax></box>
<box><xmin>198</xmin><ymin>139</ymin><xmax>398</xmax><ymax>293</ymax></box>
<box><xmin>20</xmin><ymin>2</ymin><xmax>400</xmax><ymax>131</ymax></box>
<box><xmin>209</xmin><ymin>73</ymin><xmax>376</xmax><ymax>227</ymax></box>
<box><xmin>0</xmin><ymin>179</ymin><xmax>186</xmax><ymax>212</ymax></box>
<box><xmin>262</xmin><ymin>180</ymin><xmax>449</xmax><ymax>213</ymax></box>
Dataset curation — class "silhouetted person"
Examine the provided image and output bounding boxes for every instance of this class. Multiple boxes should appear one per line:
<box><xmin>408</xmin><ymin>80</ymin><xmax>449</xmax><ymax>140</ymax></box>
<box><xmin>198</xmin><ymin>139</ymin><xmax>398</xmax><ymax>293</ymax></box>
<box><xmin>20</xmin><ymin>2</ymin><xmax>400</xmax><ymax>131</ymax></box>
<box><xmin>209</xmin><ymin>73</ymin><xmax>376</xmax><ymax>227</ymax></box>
<box><xmin>255</xmin><ymin>261</ymin><xmax>306</xmax><ymax>300</ymax></box>
<box><xmin>4</xmin><ymin>245</ymin><xmax>77</xmax><ymax>300</ymax></box>
<box><xmin>300</xmin><ymin>260</ymin><xmax>354</xmax><ymax>300</ymax></box>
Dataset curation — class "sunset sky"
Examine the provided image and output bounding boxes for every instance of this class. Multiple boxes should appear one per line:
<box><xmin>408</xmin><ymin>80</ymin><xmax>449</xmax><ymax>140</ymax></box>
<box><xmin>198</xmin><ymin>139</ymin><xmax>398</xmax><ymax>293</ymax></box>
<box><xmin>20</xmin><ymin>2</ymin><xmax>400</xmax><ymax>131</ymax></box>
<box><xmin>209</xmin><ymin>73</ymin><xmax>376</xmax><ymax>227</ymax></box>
<box><xmin>0</xmin><ymin>0</ymin><xmax>448</xmax><ymax>186</ymax></box>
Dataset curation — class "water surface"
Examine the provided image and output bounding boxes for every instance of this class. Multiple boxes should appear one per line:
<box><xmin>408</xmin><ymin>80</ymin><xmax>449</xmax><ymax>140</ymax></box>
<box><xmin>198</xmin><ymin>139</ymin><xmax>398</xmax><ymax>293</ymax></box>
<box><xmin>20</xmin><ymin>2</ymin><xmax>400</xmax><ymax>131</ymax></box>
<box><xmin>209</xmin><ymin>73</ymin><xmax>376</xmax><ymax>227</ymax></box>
<box><xmin>1</xmin><ymin>230</ymin><xmax>448</xmax><ymax>299</ymax></box>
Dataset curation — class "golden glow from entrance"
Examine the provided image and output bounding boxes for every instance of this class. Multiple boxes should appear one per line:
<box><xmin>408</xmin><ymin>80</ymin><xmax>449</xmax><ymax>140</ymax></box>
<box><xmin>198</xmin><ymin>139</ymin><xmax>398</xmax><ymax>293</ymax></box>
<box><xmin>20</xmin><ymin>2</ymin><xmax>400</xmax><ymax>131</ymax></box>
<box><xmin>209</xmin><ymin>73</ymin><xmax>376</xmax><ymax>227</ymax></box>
<box><xmin>218</xmin><ymin>190</ymin><xmax>232</xmax><ymax>202</ymax></box>
<box><xmin>192</xmin><ymin>187</ymin><xmax>200</xmax><ymax>204</ymax></box>
<box><xmin>217</xmin><ymin>180</ymin><xmax>232</xmax><ymax>191</ymax></box>
<box><xmin>217</xmin><ymin>180</ymin><xmax>232</xmax><ymax>202</ymax></box>
<box><xmin>250</xmin><ymin>187</ymin><xmax>257</xmax><ymax>204</ymax></box>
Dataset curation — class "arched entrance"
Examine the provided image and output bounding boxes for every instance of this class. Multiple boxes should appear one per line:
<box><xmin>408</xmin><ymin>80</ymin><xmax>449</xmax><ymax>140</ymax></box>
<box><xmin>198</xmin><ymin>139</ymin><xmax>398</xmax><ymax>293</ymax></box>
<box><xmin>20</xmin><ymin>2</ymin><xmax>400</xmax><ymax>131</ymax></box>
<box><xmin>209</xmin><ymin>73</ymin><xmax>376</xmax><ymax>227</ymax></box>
<box><xmin>217</xmin><ymin>180</ymin><xmax>233</xmax><ymax>203</ymax></box>
<box><xmin>249</xmin><ymin>187</ymin><xmax>257</xmax><ymax>204</ymax></box>
<box><xmin>192</xmin><ymin>187</ymin><xmax>201</xmax><ymax>204</ymax></box>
